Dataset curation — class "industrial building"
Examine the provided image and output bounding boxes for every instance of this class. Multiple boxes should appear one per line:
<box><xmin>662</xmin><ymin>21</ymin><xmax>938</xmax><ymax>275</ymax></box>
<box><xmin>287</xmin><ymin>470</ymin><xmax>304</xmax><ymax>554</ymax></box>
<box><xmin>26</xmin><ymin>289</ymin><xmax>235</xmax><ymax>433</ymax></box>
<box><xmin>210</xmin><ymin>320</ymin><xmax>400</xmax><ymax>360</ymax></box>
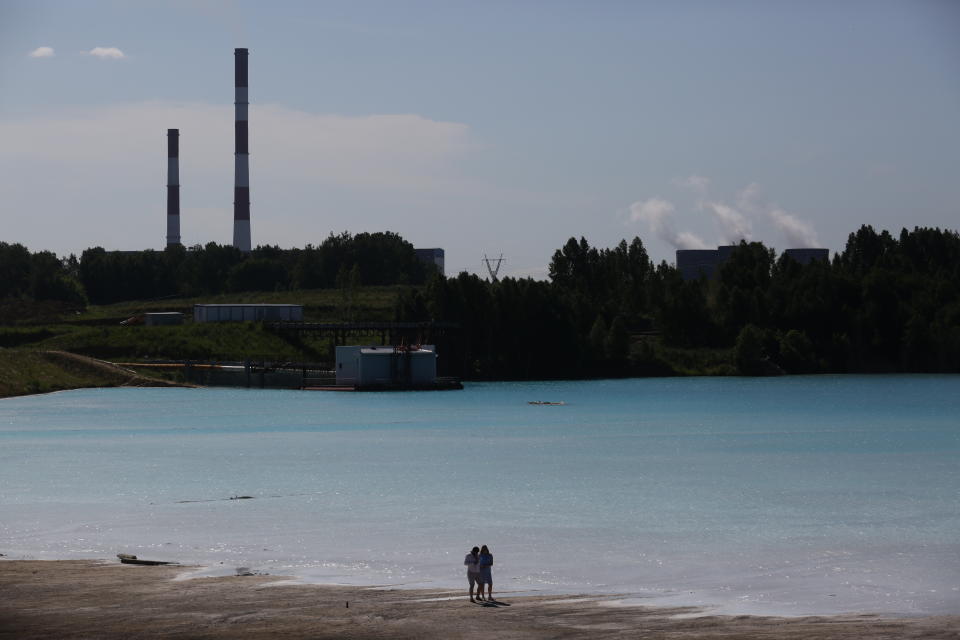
<box><xmin>335</xmin><ymin>345</ymin><xmax>437</xmax><ymax>388</ymax></box>
<box><xmin>415</xmin><ymin>248</ymin><xmax>445</xmax><ymax>276</ymax></box>
<box><xmin>676</xmin><ymin>246</ymin><xmax>736</xmax><ymax>280</ymax></box>
<box><xmin>677</xmin><ymin>245</ymin><xmax>829</xmax><ymax>280</ymax></box>
<box><xmin>783</xmin><ymin>248</ymin><xmax>829</xmax><ymax>265</ymax></box>
<box><xmin>193</xmin><ymin>304</ymin><xmax>302</xmax><ymax>323</ymax></box>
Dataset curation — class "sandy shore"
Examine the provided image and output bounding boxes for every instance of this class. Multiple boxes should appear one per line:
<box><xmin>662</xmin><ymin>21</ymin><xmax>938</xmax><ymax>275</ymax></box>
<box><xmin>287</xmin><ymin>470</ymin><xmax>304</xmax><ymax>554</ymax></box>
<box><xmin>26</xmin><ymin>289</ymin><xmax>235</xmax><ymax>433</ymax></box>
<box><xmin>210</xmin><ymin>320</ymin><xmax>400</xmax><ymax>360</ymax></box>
<box><xmin>1</xmin><ymin>560</ymin><xmax>957</xmax><ymax>639</ymax></box>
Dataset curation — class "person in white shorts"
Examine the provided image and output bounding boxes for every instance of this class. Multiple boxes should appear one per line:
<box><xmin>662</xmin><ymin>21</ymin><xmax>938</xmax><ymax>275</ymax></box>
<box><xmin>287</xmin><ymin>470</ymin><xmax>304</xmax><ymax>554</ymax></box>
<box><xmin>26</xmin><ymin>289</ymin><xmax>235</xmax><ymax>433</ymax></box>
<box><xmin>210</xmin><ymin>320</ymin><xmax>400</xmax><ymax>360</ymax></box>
<box><xmin>464</xmin><ymin>546</ymin><xmax>481</xmax><ymax>602</ymax></box>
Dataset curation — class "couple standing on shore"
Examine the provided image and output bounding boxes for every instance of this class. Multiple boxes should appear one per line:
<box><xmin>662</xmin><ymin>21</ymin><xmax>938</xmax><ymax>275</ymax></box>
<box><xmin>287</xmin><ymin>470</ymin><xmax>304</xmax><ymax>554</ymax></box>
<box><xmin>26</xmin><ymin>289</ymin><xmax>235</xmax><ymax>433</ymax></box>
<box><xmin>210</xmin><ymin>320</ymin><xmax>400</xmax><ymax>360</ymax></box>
<box><xmin>464</xmin><ymin>545</ymin><xmax>494</xmax><ymax>602</ymax></box>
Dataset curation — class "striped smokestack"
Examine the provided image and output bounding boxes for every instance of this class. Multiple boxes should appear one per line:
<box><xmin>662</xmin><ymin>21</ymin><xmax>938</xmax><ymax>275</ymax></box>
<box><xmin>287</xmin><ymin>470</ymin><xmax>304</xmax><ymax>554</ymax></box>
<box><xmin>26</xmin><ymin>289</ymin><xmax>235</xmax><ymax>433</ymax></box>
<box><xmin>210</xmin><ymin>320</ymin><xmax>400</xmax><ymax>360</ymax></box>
<box><xmin>232</xmin><ymin>47</ymin><xmax>251</xmax><ymax>252</ymax></box>
<box><xmin>166</xmin><ymin>128</ymin><xmax>181</xmax><ymax>247</ymax></box>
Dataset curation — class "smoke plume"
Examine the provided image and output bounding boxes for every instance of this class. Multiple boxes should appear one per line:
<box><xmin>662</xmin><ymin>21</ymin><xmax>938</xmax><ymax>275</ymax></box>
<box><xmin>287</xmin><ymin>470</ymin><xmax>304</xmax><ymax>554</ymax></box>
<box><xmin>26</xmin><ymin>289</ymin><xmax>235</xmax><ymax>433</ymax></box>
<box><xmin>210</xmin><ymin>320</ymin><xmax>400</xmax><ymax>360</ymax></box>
<box><xmin>735</xmin><ymin>182</ymin><xmax>821</xmax><ymax>247</ymax></box>
<box><xmin>629</xmin><ymin>197</ymin><xmax>708</xmax><ymax>249</ymax></box>
<box><xmin>770</xmin><ymin>208</ymin><xmax>820</xmax><ymax>247</ymax></box>
<box><xmin>704</xmin><ymin>201</ymin><xmax>752</xmax><ymax>244</ymax></box>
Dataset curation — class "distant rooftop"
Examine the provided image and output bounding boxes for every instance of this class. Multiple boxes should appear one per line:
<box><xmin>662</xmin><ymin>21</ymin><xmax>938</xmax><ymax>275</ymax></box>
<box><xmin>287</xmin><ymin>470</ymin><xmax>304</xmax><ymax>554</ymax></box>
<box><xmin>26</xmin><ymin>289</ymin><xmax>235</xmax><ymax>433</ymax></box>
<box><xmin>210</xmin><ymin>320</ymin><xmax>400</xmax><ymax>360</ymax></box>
<box><xmin>676</xmin><ymin>246</ymin><xmax>829</xmax><ymax>280</ymax></box>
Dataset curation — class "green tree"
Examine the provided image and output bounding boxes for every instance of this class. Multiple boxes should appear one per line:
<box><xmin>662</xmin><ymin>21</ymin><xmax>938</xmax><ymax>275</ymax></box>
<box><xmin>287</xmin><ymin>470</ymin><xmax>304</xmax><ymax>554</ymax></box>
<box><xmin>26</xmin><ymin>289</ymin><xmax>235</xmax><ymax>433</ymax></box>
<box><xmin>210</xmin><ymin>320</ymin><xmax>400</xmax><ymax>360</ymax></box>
<box><xmin>715</xmin><ymin>241</ymin><xmax>775</xmax><ymax>337</ymax></box>
<box><xmin>605</xmin><ymin>316</ymin><xmax>630</xmax><ymax>362</ymax></box>
<box><xmin>291</xmin><ymin>246</ymin><xmax>324</xmax><ymax>289</ymax></box>
<box><xmin>29</xmin><ymin>251</ymin><xmax>86</xmax><ymax>305</ymax></box>
<box><xmin>588</xmin><ymin>315</ymin><xmax>608</xmax><ymax>357</ymax></box>
<box><xmin>778</xmin><ymin>329</ymin><xmax>816</xmax><ymax>374</ymax></box>
<box><xmin>227</xmin><ymin>258</ymin><xmax>289</xmax><ymax>292</ymax></box>
<box><xmin>735</xmin><ymin>324</ymin><xmax>766</xmax><ymax>375</ymax></box>
<box><xmin>0</xmin><ymin>243</ymin><xmax>32</xmax><ymax>298</ymax></box>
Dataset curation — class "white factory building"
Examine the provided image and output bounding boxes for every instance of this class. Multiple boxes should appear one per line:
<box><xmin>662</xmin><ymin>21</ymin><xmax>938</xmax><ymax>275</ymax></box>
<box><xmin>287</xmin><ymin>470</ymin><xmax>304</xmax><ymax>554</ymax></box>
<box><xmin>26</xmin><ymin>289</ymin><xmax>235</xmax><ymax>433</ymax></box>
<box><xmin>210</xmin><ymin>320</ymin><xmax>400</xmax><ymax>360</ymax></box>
<box><xmin>335</xmin><ymin>345</ymin><xmax>438</xmax><ymax>387</ymax></box>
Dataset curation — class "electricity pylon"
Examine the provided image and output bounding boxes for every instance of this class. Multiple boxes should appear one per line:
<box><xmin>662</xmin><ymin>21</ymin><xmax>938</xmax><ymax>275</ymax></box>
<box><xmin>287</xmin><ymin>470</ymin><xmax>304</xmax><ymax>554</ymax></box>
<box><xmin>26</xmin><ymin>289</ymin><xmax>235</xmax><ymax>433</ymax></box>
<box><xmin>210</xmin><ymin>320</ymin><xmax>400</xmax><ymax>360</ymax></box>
<box><xmin>482</xmin><ymin>253</ymin><xmax>505</xmax><ymax>282</ymax></box>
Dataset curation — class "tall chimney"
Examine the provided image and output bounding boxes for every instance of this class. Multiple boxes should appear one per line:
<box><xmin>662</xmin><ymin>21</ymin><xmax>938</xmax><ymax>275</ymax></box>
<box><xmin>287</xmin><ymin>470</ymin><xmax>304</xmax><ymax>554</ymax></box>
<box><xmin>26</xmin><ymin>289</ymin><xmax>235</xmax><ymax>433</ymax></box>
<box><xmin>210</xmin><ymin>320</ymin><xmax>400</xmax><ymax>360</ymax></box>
<box><xmin>166</xmin><ymin>128</ymin><xmax>181</xmax><ymax>247</ymax></box>
<box><xmin>233</xmin><ymin>47</ymin><xmax>251</xmax><ymax>252</ymax></box>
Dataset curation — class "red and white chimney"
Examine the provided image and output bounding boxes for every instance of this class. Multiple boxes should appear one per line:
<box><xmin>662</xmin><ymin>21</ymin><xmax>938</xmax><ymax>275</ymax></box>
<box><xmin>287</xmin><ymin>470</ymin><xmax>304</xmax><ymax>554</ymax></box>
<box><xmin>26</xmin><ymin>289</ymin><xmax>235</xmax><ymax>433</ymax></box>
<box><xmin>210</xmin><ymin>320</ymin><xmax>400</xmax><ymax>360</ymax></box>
<box><xmin>166</xmin><ymin>128</ymin><xmax>180</xmax><ymax>247</ymax></box>
<box><xmin>233</xmin><ymin>48</ymin><xmax>251</xmax><ymax>252</ymax></box>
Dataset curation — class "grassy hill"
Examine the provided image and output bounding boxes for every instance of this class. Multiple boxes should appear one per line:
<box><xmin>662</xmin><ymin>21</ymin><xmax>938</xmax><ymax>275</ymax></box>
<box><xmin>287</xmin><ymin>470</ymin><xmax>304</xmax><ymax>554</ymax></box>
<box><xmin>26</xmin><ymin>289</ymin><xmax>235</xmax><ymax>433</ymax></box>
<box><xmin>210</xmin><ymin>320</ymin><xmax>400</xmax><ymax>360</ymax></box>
<box><xmin>0</xmin><ymin>350</ymin><xmax>188</xmax><ymax>398</ymax></box>
<box><xmin>0</xmin><ymin>285</ymin><xmax>407</xmax><ymax>363</ymax></box>
<box><xmin>0</xmin><ymin>284</ymin><xmax>738</xmax><ymax>388</ymax></box>
<box><xmin>74</xmin><ymin>285</ymin><xmax>404</xmax><ymax>324</ymax></box>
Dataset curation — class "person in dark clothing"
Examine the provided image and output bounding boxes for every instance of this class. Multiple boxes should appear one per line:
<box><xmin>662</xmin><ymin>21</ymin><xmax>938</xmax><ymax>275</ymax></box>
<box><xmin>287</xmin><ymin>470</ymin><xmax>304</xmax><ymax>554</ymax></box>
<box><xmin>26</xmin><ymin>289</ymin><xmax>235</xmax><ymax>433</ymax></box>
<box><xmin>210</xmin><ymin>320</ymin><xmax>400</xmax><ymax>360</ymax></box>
<box><xmin>478</xmin><ymin>545</ymin><xmax>494</xmax><ymax>601</ymax></box>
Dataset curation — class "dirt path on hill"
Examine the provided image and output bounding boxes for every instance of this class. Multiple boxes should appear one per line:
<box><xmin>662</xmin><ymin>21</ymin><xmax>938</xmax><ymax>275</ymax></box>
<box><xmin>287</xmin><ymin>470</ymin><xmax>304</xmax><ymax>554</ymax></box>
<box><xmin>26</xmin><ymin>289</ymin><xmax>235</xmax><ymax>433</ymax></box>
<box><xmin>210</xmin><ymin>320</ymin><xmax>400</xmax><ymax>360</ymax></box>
<box><xmin>43</xmin><ymin>350</ymin><xmax>193</xmax><ymax>389</ymax></box>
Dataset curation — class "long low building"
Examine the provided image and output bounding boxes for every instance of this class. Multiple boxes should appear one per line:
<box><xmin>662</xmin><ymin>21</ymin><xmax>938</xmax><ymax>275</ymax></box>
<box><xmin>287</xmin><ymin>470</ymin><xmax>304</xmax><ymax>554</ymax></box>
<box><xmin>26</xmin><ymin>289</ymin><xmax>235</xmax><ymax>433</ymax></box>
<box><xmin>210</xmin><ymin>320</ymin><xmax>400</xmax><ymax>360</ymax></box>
<box><xmin>194</xmin><ymin>304</ymin><xmax>303</xmax><ymax>323</ymax></box>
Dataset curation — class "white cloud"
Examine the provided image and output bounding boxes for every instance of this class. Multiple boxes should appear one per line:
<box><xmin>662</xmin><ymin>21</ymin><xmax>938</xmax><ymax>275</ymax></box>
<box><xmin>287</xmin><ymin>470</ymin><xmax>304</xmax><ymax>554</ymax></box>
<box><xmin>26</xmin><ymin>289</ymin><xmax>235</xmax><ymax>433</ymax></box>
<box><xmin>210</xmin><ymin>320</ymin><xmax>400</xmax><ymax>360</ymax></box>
<box><xmin>629</xmin><ymin>197</ymin><xmax>708</xmax><ymax>249</ymax></box>
<box><xmin>0</xmin><ymin>101</ymin><xmax>472</xmax><ymax>185</ymax></box>
<box><xmin>88</xmin><ymin>47</ymin><xmax>125</xmax><ymax>59</ymax></box>
<box><xmin>28</xmin><ymin>46</ymin><xmax>55</xmax><ymax>58</ymax></box>
<box><xmin>704</xmin><ymin>201</ymin><xmax>752</xmax><ymax>244</ymax></box>
<box><xmin>0</xmin><ymin>101</ymin><xmax>477</xmax><ymax>253</ymax></box>
<box><xmin>770</xmin><ymin>208</ymin><xmax>820</xmax><ymax>248</ymax></box>
<box><xmin>255</xmin><ymin>106</ymin><xmax>473</xmax><ymax>188</ymax></box>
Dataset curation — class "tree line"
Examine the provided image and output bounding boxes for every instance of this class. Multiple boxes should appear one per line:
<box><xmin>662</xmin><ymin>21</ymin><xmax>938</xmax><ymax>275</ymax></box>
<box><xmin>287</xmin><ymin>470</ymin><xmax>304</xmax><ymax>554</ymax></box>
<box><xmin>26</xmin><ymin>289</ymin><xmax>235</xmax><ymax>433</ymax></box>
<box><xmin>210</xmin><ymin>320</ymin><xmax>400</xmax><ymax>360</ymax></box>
<box><xmin>3</xmin><ymin>225</ymin><xmax>958</xmax><ymax>377</ymax></box>
<box><xmin>394</xmin><ymin>225</ymin><xmax>959</xmax><ymax>377</ymax></box>
<box><xmin>0</xmin><ymin>231</ymin><xmax>432</xmax><ymax>308</ymax></box>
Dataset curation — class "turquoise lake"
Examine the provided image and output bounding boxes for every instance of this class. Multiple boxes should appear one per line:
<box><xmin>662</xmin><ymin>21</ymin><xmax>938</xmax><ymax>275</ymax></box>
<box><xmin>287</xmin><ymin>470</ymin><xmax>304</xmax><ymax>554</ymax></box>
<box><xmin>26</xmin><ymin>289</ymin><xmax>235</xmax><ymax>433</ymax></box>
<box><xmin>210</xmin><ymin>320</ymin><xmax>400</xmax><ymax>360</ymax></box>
<box><xmin>1</xmin><ymin>375</ymin><xmax>958</xmax><ymax>616</ymax></box>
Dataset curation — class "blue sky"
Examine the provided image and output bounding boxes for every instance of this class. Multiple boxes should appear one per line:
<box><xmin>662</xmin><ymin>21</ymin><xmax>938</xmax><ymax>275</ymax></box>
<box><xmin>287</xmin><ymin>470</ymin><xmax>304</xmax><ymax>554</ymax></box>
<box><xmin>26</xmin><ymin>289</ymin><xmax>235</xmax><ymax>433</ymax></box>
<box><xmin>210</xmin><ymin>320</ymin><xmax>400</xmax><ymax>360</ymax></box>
<box><xmin>1</xmin><ymin>0</ymin><xmax>957</xmax><ymax>277</ymax></box>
